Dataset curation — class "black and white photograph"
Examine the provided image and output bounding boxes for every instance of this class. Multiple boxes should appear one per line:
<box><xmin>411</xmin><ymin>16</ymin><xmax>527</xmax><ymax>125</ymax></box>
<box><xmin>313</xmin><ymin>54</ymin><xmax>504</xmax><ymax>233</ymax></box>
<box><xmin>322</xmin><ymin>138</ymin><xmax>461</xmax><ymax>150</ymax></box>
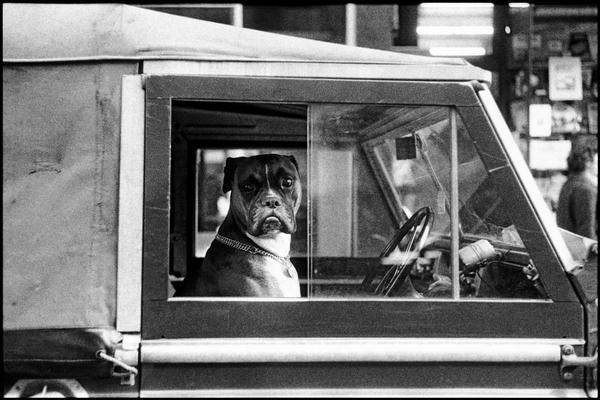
<box><xmin>3</xmin><ymin>2</ymin><xmax>598</xmax><ymax>398</ymax></box>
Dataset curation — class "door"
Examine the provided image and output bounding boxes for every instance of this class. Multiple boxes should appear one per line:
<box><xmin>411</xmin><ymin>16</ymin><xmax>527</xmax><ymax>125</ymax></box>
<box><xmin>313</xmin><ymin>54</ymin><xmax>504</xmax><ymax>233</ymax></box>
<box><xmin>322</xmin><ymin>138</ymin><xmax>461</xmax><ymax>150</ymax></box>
<box><xmin>139</xmin><ymin>75</ymin><xmax>585</xmax><ymax>397</ymax></box>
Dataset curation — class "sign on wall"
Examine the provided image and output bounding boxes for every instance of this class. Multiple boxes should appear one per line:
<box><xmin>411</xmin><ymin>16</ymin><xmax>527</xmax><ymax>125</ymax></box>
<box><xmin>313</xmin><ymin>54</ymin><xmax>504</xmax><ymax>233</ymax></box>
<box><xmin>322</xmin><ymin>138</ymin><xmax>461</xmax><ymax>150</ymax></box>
<box><xmin>548</xmin><ymin>56</ymin><xmax>583</xmax><ymax>101</ymax></box>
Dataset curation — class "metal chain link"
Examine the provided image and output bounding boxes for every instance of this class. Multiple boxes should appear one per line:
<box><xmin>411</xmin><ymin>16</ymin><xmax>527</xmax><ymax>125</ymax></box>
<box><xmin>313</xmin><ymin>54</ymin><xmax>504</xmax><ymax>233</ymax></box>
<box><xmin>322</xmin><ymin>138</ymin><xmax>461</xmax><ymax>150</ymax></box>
<box><xmin>215</xmin><ymin>234</ymin><xmax>293</xmax><ymax>267</ymax></box>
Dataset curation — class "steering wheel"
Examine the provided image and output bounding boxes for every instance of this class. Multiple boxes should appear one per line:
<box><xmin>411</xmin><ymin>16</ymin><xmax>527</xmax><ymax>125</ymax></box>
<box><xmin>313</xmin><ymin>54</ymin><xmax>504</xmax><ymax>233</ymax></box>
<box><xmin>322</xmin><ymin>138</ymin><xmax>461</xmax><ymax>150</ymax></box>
<box><xmin>361</xmin><ymin>206</ymin><xmax>434</xmax><ymax>296</ymax></box>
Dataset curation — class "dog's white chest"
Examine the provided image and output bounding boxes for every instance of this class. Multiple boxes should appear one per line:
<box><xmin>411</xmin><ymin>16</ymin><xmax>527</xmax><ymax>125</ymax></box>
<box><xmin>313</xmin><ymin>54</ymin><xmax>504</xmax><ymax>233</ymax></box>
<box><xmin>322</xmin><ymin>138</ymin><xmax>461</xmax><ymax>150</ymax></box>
<box><xmin>261</xmin><ymin>257</ymin><xmax>300</xmax><ymax>297</ymax></box>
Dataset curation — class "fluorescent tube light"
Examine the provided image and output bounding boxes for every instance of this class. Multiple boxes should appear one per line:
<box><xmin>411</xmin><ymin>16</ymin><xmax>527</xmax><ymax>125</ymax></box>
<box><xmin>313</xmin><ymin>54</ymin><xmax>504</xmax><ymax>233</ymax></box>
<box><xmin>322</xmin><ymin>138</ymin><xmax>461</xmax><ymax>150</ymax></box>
<box><xmin>428</xmin><ymin>47</ymin><xmax>486</xmax><ymax>56</ymax></box>
<box><xmin>417</xmin><ymin>26</ymin><xmax>494</xmax><ymax>35</ymax></box>
<box><xmin>420</xmin><ymin>3</ymin><xmax>494</xmax><ymax>8</ymax></box>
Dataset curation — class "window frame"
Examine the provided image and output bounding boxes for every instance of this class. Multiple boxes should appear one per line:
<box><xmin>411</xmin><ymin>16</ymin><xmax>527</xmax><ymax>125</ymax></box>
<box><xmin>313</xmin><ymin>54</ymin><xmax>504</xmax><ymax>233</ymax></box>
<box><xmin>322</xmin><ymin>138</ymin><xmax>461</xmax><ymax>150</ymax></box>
<box><xmin>142</xmin><ymin>75</ymin><xmax>581</xmax><ymax>340</ymax></box>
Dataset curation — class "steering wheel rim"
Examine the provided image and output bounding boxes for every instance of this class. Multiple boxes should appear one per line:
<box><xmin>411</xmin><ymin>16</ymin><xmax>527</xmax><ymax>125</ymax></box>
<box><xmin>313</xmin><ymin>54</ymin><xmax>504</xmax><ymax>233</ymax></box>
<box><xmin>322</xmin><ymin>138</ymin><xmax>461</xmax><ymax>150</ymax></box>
<box><xmin>361</xmin><ymin>206</ymin><xmax>434</xmax><ymax>296</ymax></box>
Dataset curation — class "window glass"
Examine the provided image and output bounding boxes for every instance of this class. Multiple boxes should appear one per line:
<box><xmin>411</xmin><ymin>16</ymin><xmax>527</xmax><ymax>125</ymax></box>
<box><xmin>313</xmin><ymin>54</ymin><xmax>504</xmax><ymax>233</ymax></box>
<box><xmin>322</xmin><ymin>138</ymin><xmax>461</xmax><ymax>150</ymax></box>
<box><xmin>168</xmin><ymin>101</ymin><xmax>307</xmax><ymax>297</ymax></box>
<box><xmin>310</xmin><ymin>105</ymin><xmax>453</xmax><ymax>298</ymax></box>
<box><xmin>309</xmin><ymin>104</ymin><xmax>549</xmax><ymax>299</ymax></box>
<box><xmin>171</xmin><ymin>101</ymin><xmax>548</xmax><ymax>300</ymax></box>
<box><xmin>455</xmin><ymin>116</ymin><xmax>548</xmax><ymax>299</ymax></box>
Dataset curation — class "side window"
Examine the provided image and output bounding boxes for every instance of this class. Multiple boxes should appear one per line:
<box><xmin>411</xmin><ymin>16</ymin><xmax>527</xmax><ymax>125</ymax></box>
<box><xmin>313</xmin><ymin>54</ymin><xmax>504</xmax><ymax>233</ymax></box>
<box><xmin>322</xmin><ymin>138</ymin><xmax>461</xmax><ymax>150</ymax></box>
<box><xmin>309</xmin><ymin>104</ymin><xmax>549</xmax><ymax>300</ymax></box>
<box><xmin>168</xmin><ymin>101</ymin><xmax>308</xmax><ymax>297</ymax></box>
<box><xmin>310</xmin><ymin>105</ymin><xmax>451</xmax><ymax>298</ymax></box>
<box><xmin>168</xmin><ymin>100</ymin><xmax>549</xmax><ymax>300</ymax></box>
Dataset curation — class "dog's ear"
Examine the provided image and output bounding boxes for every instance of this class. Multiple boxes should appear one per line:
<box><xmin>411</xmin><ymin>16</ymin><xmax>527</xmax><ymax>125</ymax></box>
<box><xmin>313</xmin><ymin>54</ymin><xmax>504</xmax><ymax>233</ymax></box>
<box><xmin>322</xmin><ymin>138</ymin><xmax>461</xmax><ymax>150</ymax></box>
<box><xmin>223</xmin><ymin>157</ymin><xmax>245</xmax><ymax>193</ymax></box>
<box><xmin>286</xmin><ymin>155</ymin><xmax>299</xmax><ymax>172</ymax></box>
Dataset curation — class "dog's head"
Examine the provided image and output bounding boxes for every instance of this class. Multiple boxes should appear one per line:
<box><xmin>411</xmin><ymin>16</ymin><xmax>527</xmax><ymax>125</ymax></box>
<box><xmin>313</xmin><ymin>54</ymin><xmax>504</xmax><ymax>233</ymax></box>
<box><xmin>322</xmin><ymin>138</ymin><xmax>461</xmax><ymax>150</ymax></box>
<box><xmin>223</xmin><ymin>154</ymin><xmax>302</xmax><ymax>237</ymax></box>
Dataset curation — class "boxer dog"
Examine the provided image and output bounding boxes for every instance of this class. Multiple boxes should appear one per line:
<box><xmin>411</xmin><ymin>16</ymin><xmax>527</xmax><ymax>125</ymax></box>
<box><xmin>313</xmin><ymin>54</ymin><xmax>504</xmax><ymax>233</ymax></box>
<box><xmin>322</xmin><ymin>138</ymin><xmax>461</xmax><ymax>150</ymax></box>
<box><xmin>175</xmin><ymin>154</ymin><xmax>302</xmax><ymax>297</ymax></box>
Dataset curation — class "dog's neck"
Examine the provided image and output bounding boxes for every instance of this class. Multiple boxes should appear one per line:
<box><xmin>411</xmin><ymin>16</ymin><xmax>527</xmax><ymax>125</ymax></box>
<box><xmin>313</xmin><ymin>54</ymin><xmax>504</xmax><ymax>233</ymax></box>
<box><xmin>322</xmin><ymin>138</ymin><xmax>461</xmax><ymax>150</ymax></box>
<box><xmin>219</xmin><ymin>214</ymin><xmax>292</xmax><ymax>258</ymax></box>
<box><xmin>245</xmin><ymin>231</ymin><xmax>291</xmax><ymax>258</ymax></box>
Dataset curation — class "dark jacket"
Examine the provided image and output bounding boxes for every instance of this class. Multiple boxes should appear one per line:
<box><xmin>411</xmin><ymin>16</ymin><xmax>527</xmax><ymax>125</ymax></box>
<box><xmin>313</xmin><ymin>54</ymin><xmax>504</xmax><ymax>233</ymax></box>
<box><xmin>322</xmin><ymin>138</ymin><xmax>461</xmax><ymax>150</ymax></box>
<box><xmin>556</xmin><ymin>172</ymin><xmax>597</xmax><ymax>239</ymax></box>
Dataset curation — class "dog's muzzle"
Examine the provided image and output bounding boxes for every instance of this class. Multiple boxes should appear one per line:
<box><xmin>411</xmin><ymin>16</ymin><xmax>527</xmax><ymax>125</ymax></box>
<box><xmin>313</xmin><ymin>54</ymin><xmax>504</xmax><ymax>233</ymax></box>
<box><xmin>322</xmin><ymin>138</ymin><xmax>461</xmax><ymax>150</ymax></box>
<box><xmin>262</xmin><ymin>215</ymin><xmax>283</xmax><ymax>232</ymax></box>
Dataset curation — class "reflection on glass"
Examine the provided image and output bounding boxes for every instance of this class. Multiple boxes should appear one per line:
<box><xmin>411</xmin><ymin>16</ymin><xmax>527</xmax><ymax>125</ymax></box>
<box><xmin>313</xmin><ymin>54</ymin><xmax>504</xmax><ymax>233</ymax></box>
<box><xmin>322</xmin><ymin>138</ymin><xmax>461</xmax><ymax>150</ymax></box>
<box><xmin>455</xmin><ymin>116</ymin><xmax>547</xmax><ymax>299</ymax></box>
<box><xmin>174</xmin><ymin>101</ymin><xmax>549</xmax><ymax>300</ymax></box>
<box><xmin>310</xmin><ymin>105</ymin><xmax>453</xmax><ymax>298</ymax></box>
<box><xmin>309</xmin><ymin>104</ymin><xmax>549</xmax><ymax>300</ymax></box>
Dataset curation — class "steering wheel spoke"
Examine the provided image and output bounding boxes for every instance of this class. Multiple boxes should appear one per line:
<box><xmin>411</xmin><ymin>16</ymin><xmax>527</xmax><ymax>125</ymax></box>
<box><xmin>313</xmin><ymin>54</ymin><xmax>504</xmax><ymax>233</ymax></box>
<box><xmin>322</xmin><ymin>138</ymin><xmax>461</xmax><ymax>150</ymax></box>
<box><xmin>362</xmin><ymin>206</ymin><xmax>434</xmax><ymax>296</ymax></box>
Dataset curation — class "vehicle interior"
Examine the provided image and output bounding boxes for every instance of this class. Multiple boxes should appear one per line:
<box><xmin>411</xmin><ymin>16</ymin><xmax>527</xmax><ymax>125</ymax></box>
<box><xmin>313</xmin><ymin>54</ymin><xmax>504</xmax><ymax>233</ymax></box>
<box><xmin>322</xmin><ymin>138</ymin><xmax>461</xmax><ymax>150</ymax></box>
<box><xmin>169</xmin><ymin>100</ymin><xmax>548</xmax><ymax>300</ymax></box>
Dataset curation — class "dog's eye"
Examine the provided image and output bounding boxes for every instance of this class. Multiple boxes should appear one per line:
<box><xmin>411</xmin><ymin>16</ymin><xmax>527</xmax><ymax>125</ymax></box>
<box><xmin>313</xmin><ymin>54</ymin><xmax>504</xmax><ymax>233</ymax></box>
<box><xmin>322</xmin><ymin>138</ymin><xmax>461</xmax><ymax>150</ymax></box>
<box><xmin>241</xmin><ymin>183</ymin><xmax>256</xmax><ymax>193</ymax></box>
<box><xmin>281</xmin><ymin>177</ymin><xmax>294</xmax><ymax>188</ymax></box>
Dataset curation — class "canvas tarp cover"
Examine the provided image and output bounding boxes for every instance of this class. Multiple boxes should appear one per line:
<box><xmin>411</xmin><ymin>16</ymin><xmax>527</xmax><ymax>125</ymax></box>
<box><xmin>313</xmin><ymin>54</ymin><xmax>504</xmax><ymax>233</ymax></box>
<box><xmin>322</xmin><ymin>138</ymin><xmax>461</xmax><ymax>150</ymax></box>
<box><xmin>3</xmin><ymin>62</ymin><xmax>137</xmax><ymax>330</ymax></box>
<box><xmin>2</xmin><ymin>3</ymin><xmax>489</xmax><ymax>83</ymax></box>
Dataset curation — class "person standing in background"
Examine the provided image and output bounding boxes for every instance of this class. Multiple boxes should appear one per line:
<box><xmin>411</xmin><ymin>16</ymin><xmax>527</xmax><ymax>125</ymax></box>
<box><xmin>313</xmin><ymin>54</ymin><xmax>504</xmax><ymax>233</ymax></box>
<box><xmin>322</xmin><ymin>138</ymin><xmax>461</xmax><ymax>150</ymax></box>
<box><xmin>557</xmin><ymin>143</ymin><xmax>598</xmax><ymax>240</ymax></box>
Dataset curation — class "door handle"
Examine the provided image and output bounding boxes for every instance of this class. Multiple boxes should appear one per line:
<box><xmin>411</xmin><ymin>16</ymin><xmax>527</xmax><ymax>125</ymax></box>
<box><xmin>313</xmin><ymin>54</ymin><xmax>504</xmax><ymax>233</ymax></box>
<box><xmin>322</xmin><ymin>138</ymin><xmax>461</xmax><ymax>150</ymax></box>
<box><xmin>560</xmin><ymin>345</ymin><xmax>598</xmax><ymax>381</ymax></box>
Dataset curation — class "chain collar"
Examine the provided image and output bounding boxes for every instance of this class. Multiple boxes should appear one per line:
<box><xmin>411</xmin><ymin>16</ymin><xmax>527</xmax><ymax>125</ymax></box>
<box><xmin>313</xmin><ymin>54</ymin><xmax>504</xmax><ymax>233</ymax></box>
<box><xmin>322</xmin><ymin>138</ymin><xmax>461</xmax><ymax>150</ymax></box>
<box><xmin>215</xmin><ymin>233</ymin><xmax>292</xmax><ymax>266</ymax></box>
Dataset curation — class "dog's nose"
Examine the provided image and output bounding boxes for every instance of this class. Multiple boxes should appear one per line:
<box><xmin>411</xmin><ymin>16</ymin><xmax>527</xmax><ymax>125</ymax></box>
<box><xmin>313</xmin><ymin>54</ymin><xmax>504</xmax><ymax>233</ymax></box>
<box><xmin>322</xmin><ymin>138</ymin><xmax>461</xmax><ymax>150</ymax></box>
<box><xmin>263</xmin><ymin>197</ymin><xmax>281</xmax><ymax>208</ymax></box>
